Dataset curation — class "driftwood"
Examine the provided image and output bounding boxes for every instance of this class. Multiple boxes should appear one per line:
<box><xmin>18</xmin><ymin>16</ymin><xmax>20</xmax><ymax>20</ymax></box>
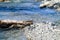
<box><xmin>39</xmin><ymin>1</ymin><xmax>55</xmax><ymax>8</ymax></box>
<box><xmin>0</xmin><ymin>20</ymin><xmax>33</xmax><ymax>28</ymax></box>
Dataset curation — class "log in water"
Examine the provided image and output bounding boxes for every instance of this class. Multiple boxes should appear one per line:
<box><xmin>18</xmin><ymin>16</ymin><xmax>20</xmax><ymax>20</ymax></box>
<box><xmin>0</xmin><ymin>20</ymin><xmax>33</xmax><ymax>28</ymax></box>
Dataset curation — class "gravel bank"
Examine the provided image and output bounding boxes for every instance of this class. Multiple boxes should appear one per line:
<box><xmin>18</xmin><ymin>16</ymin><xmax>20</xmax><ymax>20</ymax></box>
<box><xmin>24</xmin><ymin>22</ymin><xmax>60</xmax><ymax>40</ymax></box>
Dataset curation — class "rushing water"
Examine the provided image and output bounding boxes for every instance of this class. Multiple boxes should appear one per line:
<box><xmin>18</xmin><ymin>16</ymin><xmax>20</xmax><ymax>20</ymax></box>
<box><xmin>0</xmin><ymin>2</ymin><xmax>60</xmax><ymax>40</ymax></box>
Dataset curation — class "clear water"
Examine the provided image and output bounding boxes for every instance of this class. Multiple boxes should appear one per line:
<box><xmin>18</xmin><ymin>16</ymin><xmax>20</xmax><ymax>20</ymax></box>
<box><xmin>0</xmin><ymin>2</ymin><xmax>60</xmax><ymax>40</ymax></box>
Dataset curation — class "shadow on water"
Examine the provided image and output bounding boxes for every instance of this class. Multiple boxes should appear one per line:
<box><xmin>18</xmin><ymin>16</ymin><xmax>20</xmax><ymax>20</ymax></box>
<box><xmin>0</xmin><ymin>28</ymin><xmax>27</xmax><ymax>40</ymax></box>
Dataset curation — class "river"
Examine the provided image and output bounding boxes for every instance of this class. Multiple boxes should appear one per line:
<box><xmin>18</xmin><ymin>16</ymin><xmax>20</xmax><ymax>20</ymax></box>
<box><xmin>0</xmin><ymin>2</ymin><xmax>60</xmax><ymax>40</ymax></box>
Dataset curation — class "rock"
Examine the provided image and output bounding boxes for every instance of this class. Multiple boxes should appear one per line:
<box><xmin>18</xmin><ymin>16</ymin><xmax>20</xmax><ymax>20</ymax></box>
<box><xmin>0</xmin><ymin>20</ymin><xmax>33</xmax><ymax>29</ymax></box>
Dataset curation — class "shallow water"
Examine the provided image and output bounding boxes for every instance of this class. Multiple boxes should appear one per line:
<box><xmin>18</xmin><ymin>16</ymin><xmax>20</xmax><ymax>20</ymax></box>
<box><xmin>0</xmin><ymin>2</ymin><xmax>60</xmax><ymax>40</ymax></box>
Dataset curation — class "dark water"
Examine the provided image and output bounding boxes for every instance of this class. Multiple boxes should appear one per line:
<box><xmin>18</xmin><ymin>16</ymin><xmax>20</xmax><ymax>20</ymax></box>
<box><xmin>0</xmin><ymin>2</ymin><xmax>60</xmax><ymax>40</ymax></box>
